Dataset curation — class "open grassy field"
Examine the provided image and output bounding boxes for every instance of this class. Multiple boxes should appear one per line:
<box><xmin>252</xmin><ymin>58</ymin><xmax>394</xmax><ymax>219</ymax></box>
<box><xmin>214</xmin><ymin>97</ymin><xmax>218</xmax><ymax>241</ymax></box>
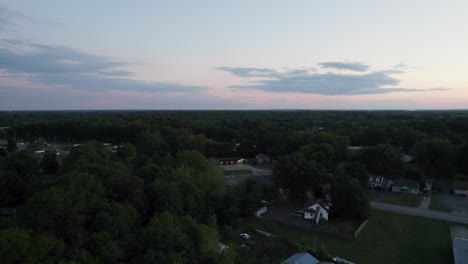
<box><xmin>251</xmin><ymin>210</ymin><xmax>454</xmax><ymax>264</ymax></box>
<box><xmin>383</xmin><ymin>192</ymin><xmax>423</xmax><ymax>207</ymax></box>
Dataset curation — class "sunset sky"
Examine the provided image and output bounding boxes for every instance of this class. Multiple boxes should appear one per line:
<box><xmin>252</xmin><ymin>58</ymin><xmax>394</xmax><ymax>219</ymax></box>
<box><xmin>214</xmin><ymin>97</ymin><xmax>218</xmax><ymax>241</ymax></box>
<box><xmin>1</xmin><ymin>0</ymin><xmax>467</xmax><ymax>110</ymax></box>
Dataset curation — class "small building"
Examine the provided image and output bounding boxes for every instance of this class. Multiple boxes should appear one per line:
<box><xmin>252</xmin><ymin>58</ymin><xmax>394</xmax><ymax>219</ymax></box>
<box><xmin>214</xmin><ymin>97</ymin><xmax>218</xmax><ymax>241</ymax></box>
<box><xmin>255</xmin><ymin>154</ymin><xmax>270</xmax><ymax>165</ymax></box>
<box><xmin>392</xmin><ymin>178</ymin><xmax>420</xmax><ymax>195</ymax></box>
<box><xmin>368</xmin><ymin>175</ymin><xmax>393</xmax><ymax>189</ymax></box>
<box><xmin>304</xmin><ymin>200</ymin><xmax>332</xmax><ymax>224</ymax></box>
<box><xmin>453</xmin><ymin>181</ymin><xmax>468</xmax><ymax>196</ymax></box>
<box><xmin>282</xmin><ymin>253</ymin><xmax>320</xmax><ymax>264</ymax></box>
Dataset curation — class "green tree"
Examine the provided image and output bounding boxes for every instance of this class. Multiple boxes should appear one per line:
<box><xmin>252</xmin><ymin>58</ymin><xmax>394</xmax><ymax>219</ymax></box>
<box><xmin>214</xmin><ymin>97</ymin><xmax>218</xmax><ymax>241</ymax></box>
<box><xmin>0</xmin><ymin>227</ymin><xmax>64</xmax><ymax>264</ymax></box>
<box><xmin>415</xmin><ymin>138</ymin><xmax>453</xmax><ymax>178</ymax></box>
<box><xmin>136</xmin><ymin>131</ymin><xmax>164</xmax><ymax>156</ymax></box>
<box><xmin>19</xmin><ymin>173</ymin><xmax>104</xmax><ymax>244</ymax></box>
<box><xmin>358</xmin><ymin>144</ymin><xmax>404</xmax><ymax>178</ymax></box>
<box><xmin>331</xmin><ymin>174</ymin><xmax>370</xmax><ymax>220</ymax></box>
<box><xmin>40</xmin><ymin>151</ymin><xmax>59</xmax><ymax>174</ymax></box>
<box><xmin>275</xmin><ymin>152</ymin><xmax>327</xmax><ymax>203</ymax></box>
<box><xmin>6</xmin><ymin>137</ymin><xmax>17</xmax><ymax>152</ymax></box>
<box><xmin>7</xmin><ymin>149</ymin><xmax>40</xmax><ymax>180</ymax></box>
<box><xmin>147</xmin><ymin>180</ymin><xmax>183</xmax><ymax>214</ymax></box>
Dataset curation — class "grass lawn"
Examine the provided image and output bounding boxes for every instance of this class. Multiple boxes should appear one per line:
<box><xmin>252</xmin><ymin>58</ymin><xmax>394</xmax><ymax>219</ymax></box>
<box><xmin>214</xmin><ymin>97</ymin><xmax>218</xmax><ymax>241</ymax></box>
<box><xmin>383</xmin><ymin>192</ymin><xmax>423</xmax><ymax>207</ymax></box>
<box><xmin>224</xmin><ymin>169</ymin><xmax>252</xmax><ymax>176</ymax></box>
<box><xmin>250</xmin><ymin>210</ymin><xmax>454</xmax><ymax>264</ymax></box>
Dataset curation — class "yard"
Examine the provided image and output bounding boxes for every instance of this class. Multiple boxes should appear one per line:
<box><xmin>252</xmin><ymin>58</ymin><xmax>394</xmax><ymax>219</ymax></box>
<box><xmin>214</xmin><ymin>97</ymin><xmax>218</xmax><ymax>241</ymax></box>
<box><xmin>383</xmin><ymin>192</ymin><xmax>422</xmax><ymax>207</ymax></box>
<box><xmin>250</xmin><ymin>210</ymin><xmax>455</xmax><ymax>264</ymax></box>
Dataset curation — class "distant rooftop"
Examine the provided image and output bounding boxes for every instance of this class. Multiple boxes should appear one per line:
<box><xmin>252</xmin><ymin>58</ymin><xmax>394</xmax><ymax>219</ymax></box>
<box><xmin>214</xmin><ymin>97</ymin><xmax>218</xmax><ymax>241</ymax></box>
<box><xmin>282</xmin><ymin>253</ymin><xmax>319</xmax><ymax>264</ymax></box>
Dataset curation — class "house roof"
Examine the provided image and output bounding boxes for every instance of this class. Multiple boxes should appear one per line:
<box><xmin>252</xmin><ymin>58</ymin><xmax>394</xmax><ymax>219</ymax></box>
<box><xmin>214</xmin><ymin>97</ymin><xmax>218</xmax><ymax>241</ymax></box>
<box><xmin>393</xmin><ymin>178</ymin><xmax>419</xmax><ymax>189</ymax></box>
<box><xmin>282</xmin><ymin>253</ymin><xmax>320</xmax><ymax>264</ymax></box>
<box><xmin>453</xmin><ymin>181</ymin><xmax>468</xmax><ymax>191</ymax></box>
<box><xmin>369</xmin><ymin>175</ymin><xmax>393</xmax><ymax>188</ymax></box>
<box><xmin>305</xmin><ymin>199</ymin><xmax>332</xmax><ymax>212</ymax></box>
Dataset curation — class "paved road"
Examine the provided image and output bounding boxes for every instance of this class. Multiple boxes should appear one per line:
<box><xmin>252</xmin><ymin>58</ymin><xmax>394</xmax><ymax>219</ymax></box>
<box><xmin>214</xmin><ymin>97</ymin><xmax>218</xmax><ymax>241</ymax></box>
<box><xmin>222</xmin><ymin>164</ymin><xmax>271</xmax><ymax>176</ymax></box>
<box><xmin>222</xmin><ymin>164</ymin><xmax>273</xmax><ymax>186</ymax></box>
<box><xmin>371</xmin><ymin>202</ymin><xmax>468</xmax><ymax>224</ymax></box>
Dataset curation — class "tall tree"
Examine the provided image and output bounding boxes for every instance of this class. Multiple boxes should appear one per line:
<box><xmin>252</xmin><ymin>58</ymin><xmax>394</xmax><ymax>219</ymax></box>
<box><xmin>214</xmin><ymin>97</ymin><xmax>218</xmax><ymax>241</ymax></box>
<box><xmin>6</xmin><ymin>137</ymin><xmax>17</xmax><ymax>152</ymax></box>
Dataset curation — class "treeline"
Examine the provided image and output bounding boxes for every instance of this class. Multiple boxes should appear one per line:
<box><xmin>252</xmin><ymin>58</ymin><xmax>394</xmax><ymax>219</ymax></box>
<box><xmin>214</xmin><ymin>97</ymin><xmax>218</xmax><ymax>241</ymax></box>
<box><xmin>0</xmin><ymin>141</ymin><xmax>278</xmax><ymax>263</ymax></box>
<box><xmin>1</xmin><ymin>110</ymin><xmax>468</xmax><ymax>262</ymax></box>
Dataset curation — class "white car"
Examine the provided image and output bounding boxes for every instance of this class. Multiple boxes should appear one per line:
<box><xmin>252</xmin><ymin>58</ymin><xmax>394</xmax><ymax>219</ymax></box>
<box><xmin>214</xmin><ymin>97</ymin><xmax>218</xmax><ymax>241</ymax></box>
<box><xmin>239</xmin><ymin>233</ymin><xmax>250</xmax><ymax>239</ymax></box>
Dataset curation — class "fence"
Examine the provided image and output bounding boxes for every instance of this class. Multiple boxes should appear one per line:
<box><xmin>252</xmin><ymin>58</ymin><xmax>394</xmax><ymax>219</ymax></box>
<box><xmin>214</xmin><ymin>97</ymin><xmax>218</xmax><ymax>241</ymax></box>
<box><xmin>353</xmin><ymin>219</ymin><xmax>369</xmax><ymax>239</ymax></box>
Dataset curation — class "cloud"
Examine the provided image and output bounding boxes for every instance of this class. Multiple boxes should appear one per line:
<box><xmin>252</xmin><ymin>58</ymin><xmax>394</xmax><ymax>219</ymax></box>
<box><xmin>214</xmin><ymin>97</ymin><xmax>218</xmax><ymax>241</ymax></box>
<box><xmin>0</xmin><ymin>39</ymin><xmax>207</xmax><ymax>93</ymax></box>
<box><xmin>219</xmin><ymin>66</ymin><xmax>448</xmax><ymax>95</ymax></box>
<box><xmin>217</xmin><ymin>67</ymin><xmax>279</xmax><ymax>78</ymax></box>
<box><xmin>0</xmin><ymin>5</ymin><xmax>57</xmax><ymax>31</ymax></box>
<box><xmin>318</xmin><ymin>61</ymin><xmax>369</xmax><ymax>72</ymax></box>
<box><xmin>217</xmin><ymin>66</ymin><xmax>315</xmax><ymax>78</ymax></box>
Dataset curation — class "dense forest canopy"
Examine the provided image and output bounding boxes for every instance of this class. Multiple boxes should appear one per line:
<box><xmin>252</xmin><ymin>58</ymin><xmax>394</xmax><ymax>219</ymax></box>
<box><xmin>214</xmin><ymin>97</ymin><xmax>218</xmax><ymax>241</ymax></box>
<box><xmin>1</xmin><ymin>110</ymin><xmax>468</xmax><ymax>263</ymax></box>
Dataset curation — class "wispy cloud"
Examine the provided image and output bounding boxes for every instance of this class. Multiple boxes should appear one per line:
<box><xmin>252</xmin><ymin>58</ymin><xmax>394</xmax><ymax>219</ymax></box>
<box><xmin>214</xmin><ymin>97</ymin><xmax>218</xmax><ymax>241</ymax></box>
<box><xmin>219</xmin><ymin>64</ymin><xmax>449</xmax><ymax>95</ymax></box>
<box><xmin>318</xmin><ymin>61</ymin><xmax>369</xmax><ymax>72</ymax></box>
<box><xmin>0</xmin><ymin>39</ymin><xmax>207</xmax><ymax>93</ymax></box>
<box><xmin>0</xmin><ymin>6</ymin><xmax>56</xmax><ymax>31</ymax></box>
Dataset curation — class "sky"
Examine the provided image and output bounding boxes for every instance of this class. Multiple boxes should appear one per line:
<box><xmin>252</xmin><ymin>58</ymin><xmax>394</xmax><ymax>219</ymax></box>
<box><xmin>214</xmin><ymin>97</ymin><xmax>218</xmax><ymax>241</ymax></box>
<box><xmin>0</xmin><ymin>0</ymin><xmax>467</xmax><ymax>110</ymax></box>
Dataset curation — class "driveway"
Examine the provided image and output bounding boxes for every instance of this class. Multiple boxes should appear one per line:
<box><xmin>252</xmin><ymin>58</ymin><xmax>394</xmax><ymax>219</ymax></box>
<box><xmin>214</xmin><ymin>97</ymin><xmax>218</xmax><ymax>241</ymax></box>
<box><xmin>432</xmin><ymin>193</ymin><xmax>468</xmax><ymax>216</ymax></box>
<box><xmin>432</xmin><ymin>180</ymin><xmax>468</xmax><ymax>216</ymax></box>
<box><xmin>370</xmin><ymin>190</ymin><xmax>385</xmax><ymax>202</ymax></box>
<box><xmin>419</xmin><ymin>196</ymin><xmax>430</xmax><ymax>209</ymax></box>
<box><xmin>370</xmin><ymin>202</ymin><xmax>468</xmax><ymax>224</ymax></box>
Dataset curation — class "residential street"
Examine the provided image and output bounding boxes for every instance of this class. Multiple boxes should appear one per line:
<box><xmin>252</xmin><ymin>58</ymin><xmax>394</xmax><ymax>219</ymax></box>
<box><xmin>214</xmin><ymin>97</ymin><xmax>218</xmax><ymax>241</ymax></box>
<box><xmin>371</xmin><ymin>202</ymin><xmax>468</xmax><ymax>224</ymax></box>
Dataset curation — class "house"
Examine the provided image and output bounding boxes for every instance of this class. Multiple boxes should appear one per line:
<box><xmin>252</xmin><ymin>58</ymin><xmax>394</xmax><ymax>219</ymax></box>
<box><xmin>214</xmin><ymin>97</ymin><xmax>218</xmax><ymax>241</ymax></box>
<box><xmin>392</xmin><ymin>178</ymin><xmax>420</xmax><ymax>195</ymax></box>
<box><xmin>304</xmin><ymin>200</ymin><xmax>332</xmax><ymax>224</ymax></box>
<box><xmin>450</xmin><ymin>226</ymin><xmax>468</xmax><ymax>264</ymax></box>
<box><xmin>255</xmin><ymin>154</ymin><xmax>270</xmax><ymax>165</ymax></box>
<box><xmin>281</xmin><ymin>253</ymin><xmax>320</xmax><ymax>264</ymax></box>
<box><xmin>368</xmin><ymin>175</ymin><xmax>393</xmax><ymax>189</ymax></box>
<box><xmin>347</xmin><ymin>146</ymin><xmax>362</xmax><ymax>153</ymax></box>
<box><xmin>453</xmin><ymin>181</ymin><xmax>468</xmax><ymax>196</ymax></box>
